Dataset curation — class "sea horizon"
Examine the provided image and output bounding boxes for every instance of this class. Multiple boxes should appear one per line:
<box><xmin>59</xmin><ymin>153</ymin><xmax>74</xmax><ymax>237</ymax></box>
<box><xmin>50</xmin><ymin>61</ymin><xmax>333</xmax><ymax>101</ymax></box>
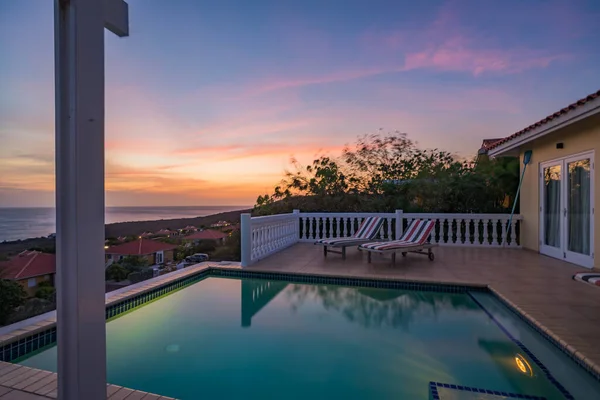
<box><xmin>0</xmin><ymin>205</ymin><xmax>252</xmax><ymax>242</ymax></box>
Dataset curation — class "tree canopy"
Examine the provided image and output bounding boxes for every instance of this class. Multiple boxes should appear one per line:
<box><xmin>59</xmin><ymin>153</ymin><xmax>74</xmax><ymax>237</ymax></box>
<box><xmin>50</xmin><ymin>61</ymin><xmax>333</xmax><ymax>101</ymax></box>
<box><xmin>255</xmin><ymin>131</ymin><xmax>519</xmax><ymax>215</ymax></box>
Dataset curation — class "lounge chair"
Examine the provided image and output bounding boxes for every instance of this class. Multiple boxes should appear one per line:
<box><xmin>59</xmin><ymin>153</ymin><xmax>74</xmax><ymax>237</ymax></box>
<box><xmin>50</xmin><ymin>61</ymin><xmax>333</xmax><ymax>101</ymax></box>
<box><xmin>315</xmin><ymin>216</ymin><xmax>385</xmax><ymax>259</ymax></box>
<box><xmin>359</xmin><ymin>219</ymin><xmax>437</xmax><ymax>265</ymax></box>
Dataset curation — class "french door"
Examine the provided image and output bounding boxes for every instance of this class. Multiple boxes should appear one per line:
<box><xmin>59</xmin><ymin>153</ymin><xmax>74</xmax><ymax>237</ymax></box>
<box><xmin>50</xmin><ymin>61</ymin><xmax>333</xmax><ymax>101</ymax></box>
<box><xmin>540</xmin><ymin>152</ymin><xmax>594</xmax><ymax>268</ymax></box>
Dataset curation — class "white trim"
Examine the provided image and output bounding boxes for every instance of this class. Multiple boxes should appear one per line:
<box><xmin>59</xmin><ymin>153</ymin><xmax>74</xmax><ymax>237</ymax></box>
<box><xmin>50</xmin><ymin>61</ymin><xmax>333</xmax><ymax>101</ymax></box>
<box><xmin>489</xmin><ymin>97</ymin><xmax>600</xmax><ymax>157</ymax></box>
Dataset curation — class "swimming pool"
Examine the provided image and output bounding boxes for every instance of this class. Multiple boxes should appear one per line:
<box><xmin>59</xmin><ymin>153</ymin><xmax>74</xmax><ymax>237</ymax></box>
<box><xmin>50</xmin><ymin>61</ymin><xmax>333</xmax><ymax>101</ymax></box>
<box><xmin>15</xmin><ymin>276</ymin><xmax>600</xmax><ymax>399</ymax></box>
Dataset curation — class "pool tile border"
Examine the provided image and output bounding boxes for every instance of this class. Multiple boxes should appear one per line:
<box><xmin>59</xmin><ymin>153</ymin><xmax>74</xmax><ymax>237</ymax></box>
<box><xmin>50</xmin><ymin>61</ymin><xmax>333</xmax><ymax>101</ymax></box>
<box><xmin>467</xmin><ymin>293</ymin><xmax>574</xmax><ymax>400</ymax></box>
<box><xmin>488</xmin><ymin>287</ymin><xmax>600</xmax><ymax>383</ymax></box>
<box><xmin>429</xmin><ymin>381</ymin><xmax>547</xmax><ymax>400</ymax></box>
<box><xmin>211</xmin><ymin>268</ymin><xmax>488</xmax><ymax>293</ymax></box>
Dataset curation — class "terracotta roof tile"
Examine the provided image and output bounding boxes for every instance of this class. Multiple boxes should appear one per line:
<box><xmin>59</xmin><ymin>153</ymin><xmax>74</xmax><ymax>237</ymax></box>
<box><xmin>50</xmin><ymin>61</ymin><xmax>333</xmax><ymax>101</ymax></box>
<box><xmin>185</xmin><ymin>229</ymin><xmax>227</xmax><ymax>241</ymax></box>
<box><xmin>106</xmin><ymin>238</ymin><xmax>177</xmax><ymax>256</ymax></box>
<box><xmin>488</xmin><ymin>89</ymin><xmax>600</xmax><ymax>150</ymax></box>
<box><xmin>0</xmin><ymin>251</ymin><xmax>56</xmax><ymax>280</ymax></box>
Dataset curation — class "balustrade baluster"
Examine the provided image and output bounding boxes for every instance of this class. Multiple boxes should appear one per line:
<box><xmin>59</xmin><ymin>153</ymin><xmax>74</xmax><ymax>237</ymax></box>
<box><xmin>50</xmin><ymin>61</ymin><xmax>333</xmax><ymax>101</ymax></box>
<box><xmin>335</xmin><ymin>217</ymin><xmax>340</xmax><ymax>238</ymax></box>
<box><xmin>510</xmin><ymin>219</ymin><xmax>517</xmax><ymax>247</ymax></box>
<box><xmin>473</xmin><ymin>218</ymin><xmax>481</xmax><ymax>246</ymax></box>
<box><xmin>456</xmin><ymin>218</ymin><xmax>463</xmax><ymax>244</ymax></box>
<box><xmin>482</xmin><ymin>219</ymin><xmax>490</xmax><ymax>246</ymax></box>
<box><xmin>492</xmin><ymin>219</ymin><xmax>499</xmax><ymax>245</ymax></box>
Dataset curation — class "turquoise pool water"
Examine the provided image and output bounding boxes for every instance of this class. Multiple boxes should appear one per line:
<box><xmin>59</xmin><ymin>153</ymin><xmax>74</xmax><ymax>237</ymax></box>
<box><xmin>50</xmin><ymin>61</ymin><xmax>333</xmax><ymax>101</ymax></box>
<box><xmin>17</xmin><ymin>277</ymin><xmax>600</xmax><ymax>399</ymax></box>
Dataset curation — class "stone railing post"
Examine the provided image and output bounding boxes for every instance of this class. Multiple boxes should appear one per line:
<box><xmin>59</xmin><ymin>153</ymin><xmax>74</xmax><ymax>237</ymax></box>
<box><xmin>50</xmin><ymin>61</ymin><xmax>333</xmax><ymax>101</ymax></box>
<box><xmin>240</xmin><ymin>213</ymin><xmax>252</xmax><ymax>267</ymax></box>
<box><xmin>293</xmin><ymin>209</ymin><xmax>300</xmax><ymax>241</ymax></box>
<box><xmin>395</xmin><ymin>209</ymin><xmax>404</xmax><ymax>240</ymax></box>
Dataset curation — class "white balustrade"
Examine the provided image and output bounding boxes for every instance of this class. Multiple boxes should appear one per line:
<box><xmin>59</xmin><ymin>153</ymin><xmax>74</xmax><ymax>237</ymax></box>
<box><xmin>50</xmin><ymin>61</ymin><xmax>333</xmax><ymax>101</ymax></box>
<box><xmin>241</xmin><ymin>210</ymin><xmax>523</xmax><ymax>267</ymax></box>
<box><xmin>296</xmin><ymin>212</ymin><xmax>396</xmax><ymax>243</ymax></box>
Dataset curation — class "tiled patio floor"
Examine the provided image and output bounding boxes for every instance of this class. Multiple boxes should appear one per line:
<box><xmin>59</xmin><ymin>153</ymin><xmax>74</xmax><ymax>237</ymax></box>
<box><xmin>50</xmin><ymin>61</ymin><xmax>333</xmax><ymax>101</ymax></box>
<box><xmin>249</xmin><ymin>244</ymin><xmax>600</xmax><ymax>373</ymax></box>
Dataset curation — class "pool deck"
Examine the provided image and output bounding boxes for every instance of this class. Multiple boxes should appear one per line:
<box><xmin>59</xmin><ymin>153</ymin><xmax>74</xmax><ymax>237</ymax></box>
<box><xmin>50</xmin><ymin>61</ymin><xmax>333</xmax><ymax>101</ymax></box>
<box><xmin>248</xmin><ymin>244</ymin><xmax>600</xmax><ymax>378</ymax></box>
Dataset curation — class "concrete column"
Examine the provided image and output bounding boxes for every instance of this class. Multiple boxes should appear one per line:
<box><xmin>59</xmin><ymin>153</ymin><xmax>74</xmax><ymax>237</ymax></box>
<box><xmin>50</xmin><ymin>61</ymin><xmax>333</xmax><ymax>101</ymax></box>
<box><xmin>240</xmin><ymin>213</ymin><xmax>252</xmax><ymax>267</ymax></box>
<box><xmin>395</xmin><ymin>209</ymin><xmax>404</xmax><ymax>240</ymax></box>
<box><xmin>54</xmin><ymin>1</ymin><xmax>128</xmax><ymax>399</ymax></box>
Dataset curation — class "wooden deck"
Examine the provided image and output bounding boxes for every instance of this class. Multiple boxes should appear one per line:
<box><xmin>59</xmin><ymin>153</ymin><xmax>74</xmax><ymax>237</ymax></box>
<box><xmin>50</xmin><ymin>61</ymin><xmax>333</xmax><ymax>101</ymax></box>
<box><xmin>249</xmin><ymin>243</ymin><xmax>600</xmax><ymax>375</ymax></box>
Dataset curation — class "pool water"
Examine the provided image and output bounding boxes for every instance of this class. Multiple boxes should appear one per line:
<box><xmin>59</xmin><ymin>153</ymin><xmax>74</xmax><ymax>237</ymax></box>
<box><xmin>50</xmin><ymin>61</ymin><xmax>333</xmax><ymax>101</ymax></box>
<box><xmin>17</xmin><ymin>277</ymin><xmax>599</xmax><ymax>399</ymax></box>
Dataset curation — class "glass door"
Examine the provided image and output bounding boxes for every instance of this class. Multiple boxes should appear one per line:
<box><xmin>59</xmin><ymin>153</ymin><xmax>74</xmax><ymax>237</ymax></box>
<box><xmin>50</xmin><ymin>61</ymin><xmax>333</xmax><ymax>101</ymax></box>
<box><xmin>564</xmin><ymin>155</ymin><xmax>594</xmax><ymax>267</ymax></box>
<box><xmin>540</xmin><ymin>162</ymin><xmax>563</xmax><ymax>259</ymax></box>
<box><xmin>539</xmin><ymin>152</ymin><xmax>594</xmax><ymax>268</ymax></box>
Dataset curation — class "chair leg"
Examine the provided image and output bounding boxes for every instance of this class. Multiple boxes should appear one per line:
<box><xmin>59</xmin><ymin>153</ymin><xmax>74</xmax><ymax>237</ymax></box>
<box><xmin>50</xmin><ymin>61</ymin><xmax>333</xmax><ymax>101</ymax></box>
<box><xmin>368</xmin><ymin>251</ymin><xmax>372</xmax><ymax>263</ymax></box>
<box><xmin>342</xmin><ymin>247</ymin><xmax>346</xmax><ymax>260</ymax></box>
<box><xmin>391</xmin><ymin>252</ymin><xmax>396</xmax><ymax>265</ymax></box>
<box><xmin>324</xmin><ymin>246</ymin><xmax>328</xmax><ymax>257</ymax></box>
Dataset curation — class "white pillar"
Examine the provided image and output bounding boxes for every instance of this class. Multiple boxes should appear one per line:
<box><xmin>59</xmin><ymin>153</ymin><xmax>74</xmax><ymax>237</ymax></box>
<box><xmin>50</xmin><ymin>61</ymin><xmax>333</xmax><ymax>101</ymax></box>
<box><xmin>292</xmin><ymin>209</ymin><xmax>300</xmax><ymax>242</ymax></box>
<box><xmin>240</xmin><ymin>213</ymin><xmax>252</xmax><ymax>267</ymax></box>
<box><xmin>54</xmin><ymin>1</ymin><xmax>128</xmax><ymax>399</ymax></box>
<box><xmin>395</xmin><ymin>209</ymin><xmax>404</xmax><ymax>240</ymax></box>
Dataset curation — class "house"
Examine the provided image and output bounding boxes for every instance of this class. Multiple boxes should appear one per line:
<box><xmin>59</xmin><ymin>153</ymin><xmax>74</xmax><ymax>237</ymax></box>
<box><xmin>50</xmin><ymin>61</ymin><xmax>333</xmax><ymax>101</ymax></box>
<box><xmin>181</xmin><ymin>225</ymin><xmax>198</xmax><ymax>233</ymax></box>
<box><xmin>105</xmin><ymin>238</ymin><xmax>178</xmax><ymax>266</ymax></box>
<box><xmin>488</xmin><ymin>89</ymin><xmax>600</xmax><ymax>269</ymax></box>
<box><xmin>184</xmin><ymin>229</ymin><xmax>228</xmax><ymax>245</ymax></box>
<box><xmin>153</xmin><ymin>228</ymin><xmax>177</xmax><ymax>237</ymax></box>
<box><xmin>476</xmin><ymin>138</ymin><xmax>503</xmax><ymax>163</ymax></box>
<box><xmin>0</xmin><ymin>250</ymin><xmax>56</xmax><ymax>296</ymax></box>
<box><xmin>210</xmin><ymin>220</ymin><xmax>231</xmax><ymax>228</ymax></box>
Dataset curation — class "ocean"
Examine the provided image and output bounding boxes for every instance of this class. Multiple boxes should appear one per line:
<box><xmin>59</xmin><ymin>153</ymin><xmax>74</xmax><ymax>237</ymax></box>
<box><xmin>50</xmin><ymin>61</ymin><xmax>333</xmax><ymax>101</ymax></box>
<box><xmin>0</xmin><ymin>206</ymin><xmax>249</xmax><ymax>242</ymax></box>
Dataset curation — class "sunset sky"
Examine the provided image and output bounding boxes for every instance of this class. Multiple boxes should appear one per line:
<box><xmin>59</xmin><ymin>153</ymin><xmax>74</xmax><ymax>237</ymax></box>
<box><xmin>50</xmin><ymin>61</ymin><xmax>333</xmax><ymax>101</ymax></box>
<box><xmin>1</xmin><ymin>0</ymin><xmax>599</xmax><ymax>207</ymax></box>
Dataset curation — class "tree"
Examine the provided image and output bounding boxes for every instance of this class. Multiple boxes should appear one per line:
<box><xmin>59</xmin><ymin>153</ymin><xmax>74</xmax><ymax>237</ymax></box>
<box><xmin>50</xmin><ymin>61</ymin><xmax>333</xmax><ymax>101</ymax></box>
<box><xmin>0</xmin><ymin>279</ymin><xmax>27</xmax><ymax>324</ymax></box>
<box><xmin>106</xmin><ymin>264</ymin><xmax>130</xmax><ymax>282</ymax></box>
<box><xmin>254</xmin><ymin>131</ymin><xmax>519</xmax><ymax>215</ymax></box>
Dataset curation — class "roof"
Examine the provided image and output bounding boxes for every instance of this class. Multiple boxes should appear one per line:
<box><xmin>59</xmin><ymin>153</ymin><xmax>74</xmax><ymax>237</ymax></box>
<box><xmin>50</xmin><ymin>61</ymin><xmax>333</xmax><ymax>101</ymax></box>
<box><xmin>0</xmin><ymin>251</ymin><xmax>56</xmax><ymax>280</ymax></box>
<box><xmin>488</xmin><ymin>89</ymin><xmax>600</xmax><ymax>154</ymax></box>
<box><xmin>185</xmin><ymin>229</ymin><xmax>228</xmax><ymax>241</ymax></box>
<box><xmin>106</xmin><ymin>238</ymin><xmax>178</xmax><ymax>256</ymax></box>
<box><xmin>154</xmin><ymin>229</ymin><xmax>175</xmax><ymax>236</ymax></box>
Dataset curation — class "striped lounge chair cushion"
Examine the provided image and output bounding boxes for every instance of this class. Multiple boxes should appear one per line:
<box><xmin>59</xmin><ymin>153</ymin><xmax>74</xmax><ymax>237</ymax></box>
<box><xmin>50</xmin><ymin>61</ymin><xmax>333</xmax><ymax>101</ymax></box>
<box><xmin>361</xmin><ymin>220</ymin><xmax>435</xmax><ymax>251</ymax></box>
<box><xmin>317</xmin><ymin>216</ymin><xmax>384</xmax><ymax>245</ymax></box>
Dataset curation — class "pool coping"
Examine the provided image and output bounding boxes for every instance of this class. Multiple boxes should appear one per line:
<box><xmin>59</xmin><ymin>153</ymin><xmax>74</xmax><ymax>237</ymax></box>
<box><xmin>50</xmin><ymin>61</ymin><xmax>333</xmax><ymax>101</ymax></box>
<box><xmin>1</xmin><ymin>264</ymin><xmax>599</xmax><ymax>395</ymax></box>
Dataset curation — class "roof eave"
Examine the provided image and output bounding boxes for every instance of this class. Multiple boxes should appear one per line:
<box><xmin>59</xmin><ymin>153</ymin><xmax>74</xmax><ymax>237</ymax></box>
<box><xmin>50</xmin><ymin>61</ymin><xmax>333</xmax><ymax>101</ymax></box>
<box><xmin>488</xmin><ymin>97</ymin><xmax>600</xmax><ymax>157</ymax></box>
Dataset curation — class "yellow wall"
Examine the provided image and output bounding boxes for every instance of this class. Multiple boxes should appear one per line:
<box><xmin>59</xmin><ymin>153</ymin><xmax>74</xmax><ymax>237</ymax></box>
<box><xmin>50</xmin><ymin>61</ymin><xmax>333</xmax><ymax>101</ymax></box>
<box><xmin>518</xmin><ymin>113</ymin><xmax>600</xmax><ymax>268</ymax></box>
<box><xmin>16</xmin><ymin>274</ymin><xmax>54</xmax><ymax>297</ymax></box>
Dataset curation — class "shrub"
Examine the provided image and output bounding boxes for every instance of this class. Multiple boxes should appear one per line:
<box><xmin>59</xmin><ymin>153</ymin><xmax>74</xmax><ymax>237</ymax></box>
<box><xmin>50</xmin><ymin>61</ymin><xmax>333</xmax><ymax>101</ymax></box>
<box><xmin>106</xmin><ymin>264</ymin><xmax>130</xmax><ymax>282</ymax></box>
<box><xmin>0</xmin><ymin>279</ymin><xmax>27</xmax><ymax>325</ymax></box>
<box><xmin>35</xmin><ymin>286</ymin><xmax>56</xmax><ymax>302</ymax></box>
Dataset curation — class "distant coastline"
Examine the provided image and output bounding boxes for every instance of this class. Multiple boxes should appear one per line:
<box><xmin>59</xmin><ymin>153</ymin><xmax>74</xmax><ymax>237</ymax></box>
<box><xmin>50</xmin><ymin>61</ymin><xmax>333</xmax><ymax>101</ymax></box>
<box><xmin>0</xmin><ymin>206</ymin><xmax>251</xmax><ymax>256</ymax></box>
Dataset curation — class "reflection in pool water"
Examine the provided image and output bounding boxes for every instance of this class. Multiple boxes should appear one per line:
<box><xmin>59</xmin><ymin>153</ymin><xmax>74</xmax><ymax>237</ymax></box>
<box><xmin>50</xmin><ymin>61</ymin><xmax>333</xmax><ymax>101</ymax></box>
<box><xmin>18</xmin><ymin>277</ymin><xmax>589</xmax><ymax>399</ymax></box>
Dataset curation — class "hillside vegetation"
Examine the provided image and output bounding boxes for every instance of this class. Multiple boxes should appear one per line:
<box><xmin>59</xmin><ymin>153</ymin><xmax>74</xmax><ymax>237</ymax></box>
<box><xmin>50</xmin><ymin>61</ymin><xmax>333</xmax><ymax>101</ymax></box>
<box><xmin>254</xmin><ymin>131</ymin><xmax>519</xmax><ymax>215</ymax></box>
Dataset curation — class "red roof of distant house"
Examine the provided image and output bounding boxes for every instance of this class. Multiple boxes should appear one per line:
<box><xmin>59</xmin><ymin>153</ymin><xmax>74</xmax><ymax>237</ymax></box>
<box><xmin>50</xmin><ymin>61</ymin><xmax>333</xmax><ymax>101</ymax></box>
<box><xmin>106</xmin><ymin>238</ymin><xmax>177</xmax><ymax>256</ymax></box>
<box><xmin>185</xmin><ymin>229</ymin><xmax>227</xmax><ymax>241</ymax></box>
<box><xmin>0</xmin><ymin>251</ymin><xmax>56</xmax><ymax>280</ymax></box>
<box><xmin>488</xmin><ymin>89</ymin><xmax>600</xmax><ymax>151</ymax></box>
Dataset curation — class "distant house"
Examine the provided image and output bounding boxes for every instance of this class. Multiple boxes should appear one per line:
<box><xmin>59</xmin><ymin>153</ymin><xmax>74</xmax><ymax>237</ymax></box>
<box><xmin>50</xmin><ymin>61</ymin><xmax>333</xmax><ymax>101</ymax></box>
<box><xmin>140</xmin><ymin>231</ymin><xmax>154</xmax><ymax>238</ymax></box>
<box><xmin>184</xmin><ymin>229</ymin><xmax>227</xmax><ymax>245</ymax></box>
<box><xmin>181</xmin><ymin>225</ymin><xmax>197</xmax><ymax>232</ymax></box>
<box><xmin>476</xmin><ymin>138</ymin><xmax>503</xmax><ymax>163</ymax></box>
<box><xmin>153</xmin><ymin>228</ymin><xmax>177</xmax><ymax>237</ymax></box>
<box><xmin>105</xmin><ymin>238</ymin><xmax>178</xmax><ymax>266</ymax></box>
<box><xmin>210</xmin><ymin>220</ymin><xmax>231</xmax><ymax>228</ymax></box>
<box><xmin>0</xmin><ymin>250</ymin><xmax>56</xmax><ymax>296</ymax></box>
